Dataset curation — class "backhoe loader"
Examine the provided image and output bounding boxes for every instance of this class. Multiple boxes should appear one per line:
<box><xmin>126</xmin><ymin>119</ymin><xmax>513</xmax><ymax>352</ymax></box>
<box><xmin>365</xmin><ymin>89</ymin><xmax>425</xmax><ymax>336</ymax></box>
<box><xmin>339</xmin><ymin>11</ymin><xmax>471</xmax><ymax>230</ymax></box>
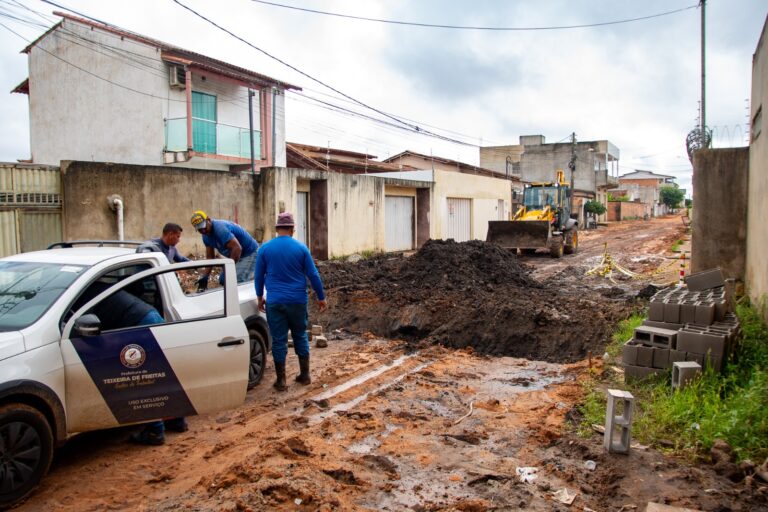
<box><xmin>487</xmin><ymin>170</ymin><xmax>578</xmax><ymax>258</ymax></box>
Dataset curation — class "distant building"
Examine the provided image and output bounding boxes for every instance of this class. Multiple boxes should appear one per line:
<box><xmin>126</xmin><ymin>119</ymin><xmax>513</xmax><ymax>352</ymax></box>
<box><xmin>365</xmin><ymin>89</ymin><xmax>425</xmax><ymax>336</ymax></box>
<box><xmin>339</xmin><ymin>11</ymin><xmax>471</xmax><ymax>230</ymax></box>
<box><xmin>615</xmin><ymin>170</ymin><xmax>678</xmax><ymax>217</ymax></box>
<box><xmin>11</xmin><ymin>12</ymin><xmax>299</xmax><ymax>171</ymax></box>
<box><xmin>480</xmin><ymin>135</ymin><xmax>620</xmax><ymax>226</ymax></box>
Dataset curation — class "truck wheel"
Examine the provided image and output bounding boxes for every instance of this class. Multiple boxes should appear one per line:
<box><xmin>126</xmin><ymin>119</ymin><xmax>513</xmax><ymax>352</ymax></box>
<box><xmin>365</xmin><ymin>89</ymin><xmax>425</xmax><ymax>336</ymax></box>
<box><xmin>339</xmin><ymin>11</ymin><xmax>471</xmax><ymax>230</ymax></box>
<box><xmin>549</xmin><ymin>236</ymin><xmax>564</xmax><ymax>258</ymax></box>
<box><xmin>247</xmin><ymin>328</ymin><xmax>268</xmax><ymax>389</ymax></box>
<box><xmin>564</xmin><ymin>230</ymin><xmax>579</xmax><ymax>255</ymax></box>
<box><xmin>0</xmin><ymin>403</ymin><xmax>53</xmax><ymax>509</ymax></box>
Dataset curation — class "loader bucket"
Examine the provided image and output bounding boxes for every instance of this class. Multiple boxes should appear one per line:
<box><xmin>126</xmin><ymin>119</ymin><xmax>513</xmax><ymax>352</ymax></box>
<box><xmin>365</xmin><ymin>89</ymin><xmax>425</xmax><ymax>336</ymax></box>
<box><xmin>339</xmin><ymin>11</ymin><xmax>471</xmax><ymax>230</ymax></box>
<box><xmin>486</xmin><ymin>220</ymin><xmax>552</xmax><ymax>249</ymax></box>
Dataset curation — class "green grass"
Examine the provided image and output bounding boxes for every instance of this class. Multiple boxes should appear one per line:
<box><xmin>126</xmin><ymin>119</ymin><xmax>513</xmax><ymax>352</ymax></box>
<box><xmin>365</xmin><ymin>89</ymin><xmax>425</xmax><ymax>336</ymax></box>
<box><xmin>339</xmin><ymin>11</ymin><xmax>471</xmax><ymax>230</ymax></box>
<box><xmin>576</xmin><ymin>301</ymin><xmax>768</xmax><ymax>462</ymax></box>
<box><xmin>605</xmin><ymin>313</ymin><xmax>645</xmax><ymax>357</ymax></box>
<box><xmin>670</xmin><ymin>239</ymin><xmax>683</xmax><ymax>252</ymax></box>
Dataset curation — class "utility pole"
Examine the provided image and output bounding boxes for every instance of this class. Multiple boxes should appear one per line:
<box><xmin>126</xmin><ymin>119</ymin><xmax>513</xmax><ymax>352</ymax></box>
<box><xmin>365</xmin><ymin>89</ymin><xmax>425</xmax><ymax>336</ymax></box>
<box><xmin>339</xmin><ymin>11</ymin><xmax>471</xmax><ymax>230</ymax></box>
<box><xmin>700</xmin><ymin>0</ymin><xmax>706</xmax><ymax>137</ymax></box>
<box><xmin>568</xmin><ymin>132</ymin><xmax>577</xmax><ymax>216</ymax></box>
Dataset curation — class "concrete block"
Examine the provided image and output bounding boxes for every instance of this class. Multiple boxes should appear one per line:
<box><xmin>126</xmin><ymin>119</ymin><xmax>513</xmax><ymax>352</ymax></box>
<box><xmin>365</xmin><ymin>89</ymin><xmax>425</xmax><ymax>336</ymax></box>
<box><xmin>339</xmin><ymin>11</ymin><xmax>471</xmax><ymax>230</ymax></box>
<box><xmin>679</xmin><ymin>301</ymin><xmax>698</xmax><ymax>325</ymax></box>
<box><xmin>652</xmin><ymin>348</ymin><xmax>670</xmax><ymax>369</ymax></box>
<box><xmin>642</xmin><ymin>320</ymin><xmax>683</xmax><ymax>331</ymax></box>
<box><xmin>677</xmin><ymin>330</ymin><xmax>726</xmax><ymax>358</ymax></box>
<box><xmin>604</xmin><ymin>389</ymin><xmax>634</xmax><ymax>454</ymax></box>
<box><xmin>672</xmin><ymin>361</ymin><xmax>702</xmax><ymax>390</ymax></box>
<box><xmin>686</xmin><ymin>352</ymin><xmax>705</xmax><ymax>366</ymax></box>
<box><xmin>622</xmin><ymin>341</ymin><xmax>639</xmax><ymax>366</ymax></box>
<box><xmin>649</xmin><ymin>300</ymin><xmax>665</xmax><ymax>322</ymax></box>
<box><xmin>624</xmin><ymin>365</ymin><xmax>664</xmax><ymax>381</ymax></box>
<box><xmin>663</xmin><ymin>300</ymin><xmax>681</xmax><ymax>324</ymax></box>
<box><xmin>669</xmin><ymin>349</ymin><xmax>687</xmax><ymax>364</ymax></box>
<box><xmin>684</xmin><ymin>268</ymin><xmax>725</xmax><ymax>291</ymax></box>
<box><xmin>311</xmin><ymin>324</ymin><xmax>323</xmax><ymax>335</ymax></box>
<box><xmin>713</xmin><ymin>300</ymin><xmax>727</xmax><ymax>321</ymax></box>
<box><xmin>633</xmin><ymin>326</ymin><xmax>678</xmax><ymax>348</ymax></box>
<box><xmin>636</xmin><ymin>345</ymin><xmax>654</xmax><ymax>367</ymax></box>
<box><xmin>694</xmin><ymin>302</ymin><xmax>715</xmax><ymax>326</ymax></box>
<box><xmin>314</xmin><ymin>335</ymin><xmax>328</xmax><ymax>348</ymax></box>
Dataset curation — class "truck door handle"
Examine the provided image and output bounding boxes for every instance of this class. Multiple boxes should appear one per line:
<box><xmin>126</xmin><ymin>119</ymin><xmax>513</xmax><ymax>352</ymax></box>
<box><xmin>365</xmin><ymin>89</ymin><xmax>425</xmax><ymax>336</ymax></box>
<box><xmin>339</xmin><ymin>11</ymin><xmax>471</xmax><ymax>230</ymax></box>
<box><xmin>218</xmin><ymin>337</ymin><xmax>245</xmax><ymax>347</ymax></box>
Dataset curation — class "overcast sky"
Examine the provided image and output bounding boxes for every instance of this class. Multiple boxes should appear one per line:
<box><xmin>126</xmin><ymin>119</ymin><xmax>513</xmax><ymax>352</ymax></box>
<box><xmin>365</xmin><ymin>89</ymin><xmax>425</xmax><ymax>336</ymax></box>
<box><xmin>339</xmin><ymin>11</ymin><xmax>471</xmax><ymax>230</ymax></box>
<box><xmin>1</xmin><ymin>0</ymin><xmax>766</xmax><ymax>196</ymax></box>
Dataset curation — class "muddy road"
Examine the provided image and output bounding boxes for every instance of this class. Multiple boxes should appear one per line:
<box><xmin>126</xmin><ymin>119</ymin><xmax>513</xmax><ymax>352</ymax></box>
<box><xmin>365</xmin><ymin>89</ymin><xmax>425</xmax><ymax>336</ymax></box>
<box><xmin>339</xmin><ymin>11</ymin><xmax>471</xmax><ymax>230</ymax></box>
<box><xmin>15</xmin><ymin>216</ymin><xmax>767</xmax><ymax>511</ymax></box>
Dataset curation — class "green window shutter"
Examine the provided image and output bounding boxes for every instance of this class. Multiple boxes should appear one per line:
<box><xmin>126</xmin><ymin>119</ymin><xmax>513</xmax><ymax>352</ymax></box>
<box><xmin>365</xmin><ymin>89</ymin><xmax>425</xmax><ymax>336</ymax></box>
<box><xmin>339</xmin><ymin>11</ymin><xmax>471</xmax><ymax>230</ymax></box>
<box><xmin>192</xmin><ymin>92</ymin><xmax>217</xmax><ymax>154</ymax></box>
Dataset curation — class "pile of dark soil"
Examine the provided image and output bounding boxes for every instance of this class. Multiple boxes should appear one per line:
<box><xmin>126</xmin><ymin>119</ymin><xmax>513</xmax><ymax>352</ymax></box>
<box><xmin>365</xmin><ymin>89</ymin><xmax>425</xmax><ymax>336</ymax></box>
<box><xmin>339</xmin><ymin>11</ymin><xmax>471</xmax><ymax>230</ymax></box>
<box><xmin>313</xmin><ymin>239</ymin><xmax>636</xmax><ymax>363</ymax></box>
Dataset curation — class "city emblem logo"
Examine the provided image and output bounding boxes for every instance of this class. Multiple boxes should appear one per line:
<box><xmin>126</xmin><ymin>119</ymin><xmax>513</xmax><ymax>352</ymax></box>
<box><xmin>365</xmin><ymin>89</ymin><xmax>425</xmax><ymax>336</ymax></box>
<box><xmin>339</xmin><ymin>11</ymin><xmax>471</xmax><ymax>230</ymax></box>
<box><xmin>120</xmin><ymin>344</ymin><xmax>146</xmax><ymax>369</ymax></box>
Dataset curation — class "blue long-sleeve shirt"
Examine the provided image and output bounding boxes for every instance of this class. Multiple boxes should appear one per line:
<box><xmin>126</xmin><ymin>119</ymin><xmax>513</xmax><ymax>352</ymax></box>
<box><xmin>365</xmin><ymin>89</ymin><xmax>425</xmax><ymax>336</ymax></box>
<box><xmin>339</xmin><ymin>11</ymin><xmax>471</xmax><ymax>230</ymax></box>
<box><xmin>255</xmin><ymin>235</ymin><xmax>325</xmax><ymax>304</ymax></box>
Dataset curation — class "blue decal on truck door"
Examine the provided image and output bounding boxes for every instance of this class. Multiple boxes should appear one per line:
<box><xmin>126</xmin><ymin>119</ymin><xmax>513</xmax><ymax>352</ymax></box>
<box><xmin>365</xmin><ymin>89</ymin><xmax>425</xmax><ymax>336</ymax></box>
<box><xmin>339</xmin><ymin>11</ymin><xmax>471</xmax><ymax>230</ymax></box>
<box><xmin>70</xmin><ymin>328</ymin><xmax>197</xmax><ymax>423</ymax></box>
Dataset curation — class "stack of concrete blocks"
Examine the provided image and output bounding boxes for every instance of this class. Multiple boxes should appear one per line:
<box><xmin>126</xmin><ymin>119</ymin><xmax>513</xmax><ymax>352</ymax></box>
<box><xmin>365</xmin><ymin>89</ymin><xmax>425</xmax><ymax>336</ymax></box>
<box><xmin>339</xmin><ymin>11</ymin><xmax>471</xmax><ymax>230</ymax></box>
<box><xmin>604</xmin><ymin>389</ymin><xmax>634</xmax><ymax>454</ymax></box>
<box><xmin>311</xmin><ymin>325</ymin><xmax>328</xmax><ymax>348</ymax></box>
<box><xmin>622</xmin><ymin>268</ymin><xmax>741</xmax><ymax>382</ymax></box>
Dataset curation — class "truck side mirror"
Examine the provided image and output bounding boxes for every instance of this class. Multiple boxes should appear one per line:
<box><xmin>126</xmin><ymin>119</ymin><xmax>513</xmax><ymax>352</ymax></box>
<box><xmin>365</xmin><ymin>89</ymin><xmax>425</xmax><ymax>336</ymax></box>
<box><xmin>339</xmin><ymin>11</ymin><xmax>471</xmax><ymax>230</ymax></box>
<box><xmin>74</xmin><ymin>314</ymin><xmax>102</xmax><ymax>337</ymax></box>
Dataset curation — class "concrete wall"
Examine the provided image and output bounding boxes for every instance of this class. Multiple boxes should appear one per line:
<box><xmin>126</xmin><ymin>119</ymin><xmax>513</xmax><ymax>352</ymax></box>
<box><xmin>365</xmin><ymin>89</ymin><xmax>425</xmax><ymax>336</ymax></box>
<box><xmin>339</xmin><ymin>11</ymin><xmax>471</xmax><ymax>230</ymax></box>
<box><xmin>27</xmin><ymin>19</ymin><xmax>281</xmax><ymax>170</ymax></box>
<box><xmin>747</xmin><ymin>17</ymin><xmax>768</xmax><ymax>319</ymax></box>
<box><xmin>691</xmin><ymin>148</ymin><xmax>749</xmax><ymax>280</ymax></box>
<box><xmin>606</xmin><ymin>201</ymin><xmax>648</xmax><ymax>221</ymax></box>
<box><xmin>60</xmin><ymin>161</ymin><xmax>258</xmax><ymax>258</ymax></box>
<box><xmin>431</xmin><ymin>169</ymin><xmax>512</xmax><ymax>241</ymax></box>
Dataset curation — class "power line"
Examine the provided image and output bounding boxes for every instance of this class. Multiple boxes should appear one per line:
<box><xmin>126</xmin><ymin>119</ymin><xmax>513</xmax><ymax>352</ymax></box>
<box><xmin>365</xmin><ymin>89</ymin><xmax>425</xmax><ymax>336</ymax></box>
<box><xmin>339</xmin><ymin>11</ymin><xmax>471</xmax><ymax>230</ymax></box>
<box><xmin>251</xmin><ymin>0</ymin><xmax>699</xmax><ymax>31</ymax></box>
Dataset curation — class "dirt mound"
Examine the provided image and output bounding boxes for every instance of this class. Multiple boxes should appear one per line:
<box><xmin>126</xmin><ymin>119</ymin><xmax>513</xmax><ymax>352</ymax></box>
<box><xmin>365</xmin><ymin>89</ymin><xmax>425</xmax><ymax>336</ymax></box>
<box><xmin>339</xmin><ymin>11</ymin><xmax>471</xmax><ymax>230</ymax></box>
<box><xmin>314</xmin><ymin>240</ymin><xmax>635</xmax><ymax>363</ymax></box>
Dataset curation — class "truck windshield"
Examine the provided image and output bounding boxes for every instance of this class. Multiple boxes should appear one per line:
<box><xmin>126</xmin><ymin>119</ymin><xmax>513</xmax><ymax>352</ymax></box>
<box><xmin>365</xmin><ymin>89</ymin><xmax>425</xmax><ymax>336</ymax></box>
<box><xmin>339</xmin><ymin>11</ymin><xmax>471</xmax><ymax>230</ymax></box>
<box><xmin>0</xmin><ymin>261</ymin><xmax>86</xmax><ymax>332</ymax></box>
<box><xmin>523</xmin><ymin>187</ymin><xmax>558</xmax><ymax>210</ymax></box>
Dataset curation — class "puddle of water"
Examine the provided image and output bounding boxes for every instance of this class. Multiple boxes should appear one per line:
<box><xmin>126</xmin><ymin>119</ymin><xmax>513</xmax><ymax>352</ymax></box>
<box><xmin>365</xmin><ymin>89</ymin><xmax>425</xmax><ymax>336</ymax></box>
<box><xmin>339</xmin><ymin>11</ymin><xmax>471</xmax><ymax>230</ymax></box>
<box><xmin>347</xmin><ymin>424</ymin><xmax>398</xmax><ymax>455</ymax></box>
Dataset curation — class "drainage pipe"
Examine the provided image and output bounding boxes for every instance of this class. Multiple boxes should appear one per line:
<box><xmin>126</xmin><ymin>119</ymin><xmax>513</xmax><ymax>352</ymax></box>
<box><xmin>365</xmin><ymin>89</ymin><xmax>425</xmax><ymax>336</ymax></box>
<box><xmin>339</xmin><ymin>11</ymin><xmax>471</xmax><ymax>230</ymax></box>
<box><xmin>107</xmin><ymin>194</ymin><xmax>124</xmax><ymax>241</ymax></box>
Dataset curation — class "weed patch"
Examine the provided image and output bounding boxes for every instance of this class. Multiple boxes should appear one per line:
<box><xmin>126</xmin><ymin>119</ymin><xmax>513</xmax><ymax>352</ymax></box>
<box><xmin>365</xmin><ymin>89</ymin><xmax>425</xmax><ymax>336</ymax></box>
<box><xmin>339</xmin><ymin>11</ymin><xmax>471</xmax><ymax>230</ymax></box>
<box><xmin>577</xmin><ymin>301</ymin><xmax>768</xmax><ymax>462</ymax></box>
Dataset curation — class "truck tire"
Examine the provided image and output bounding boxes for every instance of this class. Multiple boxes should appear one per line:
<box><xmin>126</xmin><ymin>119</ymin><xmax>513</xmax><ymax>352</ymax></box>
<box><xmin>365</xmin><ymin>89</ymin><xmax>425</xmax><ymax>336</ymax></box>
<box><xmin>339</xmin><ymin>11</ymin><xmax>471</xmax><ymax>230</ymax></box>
<box><xmin>564</xmin><ymin>230</ymin><xmax>579</xmax><ymax>255</ymax></box>
<box><xmin>0</xmin><ymin>403</ymin><xmax>54</xmax><ymax>509</ymax></box>
<box><xmin>549</xmin><ymin>236</ymin><xmax>564</xmax><ymax>258</ymax></box>
<box><xmin>247</xmin><ymin>328</ymin><xmax>268</xmax><ymax>390</ymax></box>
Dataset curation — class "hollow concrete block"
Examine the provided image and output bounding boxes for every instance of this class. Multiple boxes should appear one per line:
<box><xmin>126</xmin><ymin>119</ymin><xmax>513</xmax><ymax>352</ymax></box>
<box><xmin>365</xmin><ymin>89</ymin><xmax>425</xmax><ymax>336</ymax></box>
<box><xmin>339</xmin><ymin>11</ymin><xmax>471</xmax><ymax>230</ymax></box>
<box><xmin>694</xmin><ymin>302</ymin><xmax>715</xmax><ymax>326</ymax></box>
<box><xmin>604</xmin><ymin>389</ymin><xmax>634</xmax><ymax>454</ymax></box>
<box><xmin>679</xmin><ymin>301</ymin><xmax>698</xmax><ymax>325</ymax></box>
<box><xmin>672</xmin><ymin>361</ymin><xmax>701</xmax><ymax>390</ymax></box>
<box><xmin>649</xmin><ymin>300</ymin><xmax>665</xmax><ymax>322</ymax></box>
<box><xmin>622</xmin><ymin>341</ymin><xmax>639</xmax><ymax>366</ymax></box>
<box><xmin>636</xmin><ymin>345</ymin><xmax>654</xmax><ymax>367</ymax></box>
<box><xmin>663</xmin><ymin>300</ymin><xmax>681</xmax><ymax>324</ymax></box>
<box><xmin>669</xmin><ymin>349</ymin><xmax>687</xmax><ymax>364</ymax></box>
<box><xmin>677</xmin><ymin>330</ymin><xmax>726</xmax><ymax>358</ymax></box>
<box><xmin>642</xmin><ymin>319</ymin><xmax>683</xmax><ymax>331</ymax></box>
<box><xmin>652</xmin><ymin>348</ymin><xmax>670</xmax><ymax>369</ymax></box>
<box><xmin>633</xmin><ymin>326</ymin><xmax>678</xmax><ymax>348</ymax></box>
<box><xmin>714</xmin><ymin>300</ymin><xmax>727</xmax><ymax>321</ymax></box>
<box><xmin>684</xmin><ymin>268</ymin><xmax>725</xmax><ymax>291</ymax></box>
<box><xmin>686</xmin><ymin>351</ymin><xmax>705</xmax><ymax>367</ymax></box>
<box><xmin>624</xmin><ymin>364</ymin><xmax>663</xmax><ymax>381</ymax></box>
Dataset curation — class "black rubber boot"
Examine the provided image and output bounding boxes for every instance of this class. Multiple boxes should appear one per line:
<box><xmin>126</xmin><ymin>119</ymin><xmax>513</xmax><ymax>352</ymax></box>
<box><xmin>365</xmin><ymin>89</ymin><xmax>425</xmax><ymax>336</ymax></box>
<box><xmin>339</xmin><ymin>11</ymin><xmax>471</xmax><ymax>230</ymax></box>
<box><xmin>295</xmin><ymin>357</ymin><xmax>311</xmax><ymax>385</ymax></box>
<box><xmin>273</xmin><ymin>362</ymin><xmax>287</xmax><ymax>391</ymax></box>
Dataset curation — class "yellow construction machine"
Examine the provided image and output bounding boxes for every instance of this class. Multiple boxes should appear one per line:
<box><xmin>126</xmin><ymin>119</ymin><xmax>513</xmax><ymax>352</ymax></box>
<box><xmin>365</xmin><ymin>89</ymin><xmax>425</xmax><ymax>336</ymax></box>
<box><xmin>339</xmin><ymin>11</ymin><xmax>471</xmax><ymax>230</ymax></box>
<box><xmin>487</xmin><ymin>170</ymin><xmax>579</xmax><ymax>258</ymax></box>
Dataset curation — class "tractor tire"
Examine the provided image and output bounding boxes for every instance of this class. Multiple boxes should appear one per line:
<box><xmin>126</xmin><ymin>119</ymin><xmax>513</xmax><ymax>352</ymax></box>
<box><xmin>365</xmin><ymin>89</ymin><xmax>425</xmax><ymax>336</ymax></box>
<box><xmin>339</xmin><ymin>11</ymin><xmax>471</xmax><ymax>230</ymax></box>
<box><xmin>0</xmin><ymin>403</ymin><xmax>54</xmax><ymax>509</ymax></box>
<box><xmin>549</xmin><ymin>236</ymin><xmax>564</xmax><ymax>258</ymax></box>
<box><xmin>564</xmin><ymin>230</ymin><xmax>579</xmax><ymax>255</ymax></box>
<box><xmin>247</xmin><ymin>328</ymin><xmax>268</xmax><ymax>389</ymax></box>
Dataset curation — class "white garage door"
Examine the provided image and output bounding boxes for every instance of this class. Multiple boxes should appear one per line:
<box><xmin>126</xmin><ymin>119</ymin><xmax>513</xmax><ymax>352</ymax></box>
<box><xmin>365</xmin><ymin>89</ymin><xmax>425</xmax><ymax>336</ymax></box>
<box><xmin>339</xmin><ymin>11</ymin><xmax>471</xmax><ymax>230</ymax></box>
<box><xmin>385</xmin><ymin>196</ymin><xmax>414</xmax><ymax>251</ymax></box>
<box><xmin>445</xmin><ymin>197</ymin><xmax>471</xmax><ymax>242</ymax></box>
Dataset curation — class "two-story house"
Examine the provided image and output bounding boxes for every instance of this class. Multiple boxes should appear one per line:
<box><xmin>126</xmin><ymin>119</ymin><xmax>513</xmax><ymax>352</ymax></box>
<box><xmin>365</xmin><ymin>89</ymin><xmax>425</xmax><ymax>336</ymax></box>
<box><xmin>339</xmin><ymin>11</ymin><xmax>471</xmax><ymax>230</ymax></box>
<box><xmin>616</xmin><ymin>170</ymin><xmax>679</xmax><ymax>217</ymax></box>
<box><xmin>11</xmin><ymin>12</ymin><xmax>299</xmax><ymax>171</ymax></box>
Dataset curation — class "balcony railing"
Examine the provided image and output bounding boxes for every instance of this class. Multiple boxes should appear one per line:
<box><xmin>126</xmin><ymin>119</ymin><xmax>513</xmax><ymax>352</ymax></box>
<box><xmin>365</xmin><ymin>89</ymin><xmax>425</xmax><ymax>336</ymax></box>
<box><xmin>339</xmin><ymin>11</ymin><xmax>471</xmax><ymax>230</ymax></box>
<box><xmin>164</xmin><ymin>117</ymin><xmax>261</xmax><ymax>160</ymax></box>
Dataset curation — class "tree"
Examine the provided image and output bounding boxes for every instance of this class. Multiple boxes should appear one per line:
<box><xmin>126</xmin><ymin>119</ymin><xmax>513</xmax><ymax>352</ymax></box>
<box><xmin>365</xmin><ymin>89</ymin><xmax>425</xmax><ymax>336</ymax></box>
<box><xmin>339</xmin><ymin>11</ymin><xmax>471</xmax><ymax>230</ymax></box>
<box><xmin>660</xmin><ymin>185</ymin><xmax>685</xmax><ymax>209</ymax></box>
<box><xmin>584</xmin><ymin>200</ymin><xmax>607</xmax><ymax>216</ymax></box>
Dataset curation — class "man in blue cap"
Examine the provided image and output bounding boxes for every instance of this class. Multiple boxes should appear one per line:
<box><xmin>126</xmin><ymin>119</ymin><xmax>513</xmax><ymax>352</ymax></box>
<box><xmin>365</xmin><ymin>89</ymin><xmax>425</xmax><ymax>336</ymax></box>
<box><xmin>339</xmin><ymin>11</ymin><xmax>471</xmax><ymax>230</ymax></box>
<box><xmin>255</xmin><ymin>212</ymin><xmax>327</xmax><ymax>391</ymax></box>
<box><xmin>190</xmin><ymin>210</ymin><xmax>258</xmax><ymax>289</ymax></box>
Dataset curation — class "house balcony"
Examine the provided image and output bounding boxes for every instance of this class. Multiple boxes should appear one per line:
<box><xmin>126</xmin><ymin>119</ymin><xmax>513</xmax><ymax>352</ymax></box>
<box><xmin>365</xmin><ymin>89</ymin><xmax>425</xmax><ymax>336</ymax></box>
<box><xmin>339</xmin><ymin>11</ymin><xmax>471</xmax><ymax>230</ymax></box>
<box><xmin>163</xmin><ymin>117</ymin><xmax>261</xmax><ymax>166</ymax></box>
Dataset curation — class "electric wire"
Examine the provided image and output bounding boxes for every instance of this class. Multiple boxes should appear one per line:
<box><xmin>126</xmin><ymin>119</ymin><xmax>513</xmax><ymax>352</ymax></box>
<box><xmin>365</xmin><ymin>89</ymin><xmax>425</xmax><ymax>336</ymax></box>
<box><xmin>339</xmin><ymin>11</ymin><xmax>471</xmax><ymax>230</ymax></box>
<box><xmin>250</xmin><ymin>0</ymin><xmax>698</xmax><ymax>31</ymax></box>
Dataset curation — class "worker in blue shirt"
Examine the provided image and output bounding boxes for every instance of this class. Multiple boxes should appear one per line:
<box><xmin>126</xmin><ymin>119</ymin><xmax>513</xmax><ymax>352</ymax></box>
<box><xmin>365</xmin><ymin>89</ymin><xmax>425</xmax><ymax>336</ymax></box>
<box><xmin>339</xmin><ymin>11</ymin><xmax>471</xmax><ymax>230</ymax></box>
<box><xmin>255</xmin><ymin>212</ymin><xmax>327</xmax><ymax>391</ymax></box>
<box><xmin>190</xmin><ymin>210</ymin><xmax>258</xmax><ymax>288</ymax></box>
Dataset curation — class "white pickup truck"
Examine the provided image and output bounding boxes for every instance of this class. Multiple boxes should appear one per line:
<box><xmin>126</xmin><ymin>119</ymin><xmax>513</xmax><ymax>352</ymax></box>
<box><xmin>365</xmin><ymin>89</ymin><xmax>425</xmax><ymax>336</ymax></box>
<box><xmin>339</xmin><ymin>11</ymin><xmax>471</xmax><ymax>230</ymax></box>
<box><xmin>0</xmin><ymin>241</ymin><xmax>271</xmax><ymax>507</ymax></box>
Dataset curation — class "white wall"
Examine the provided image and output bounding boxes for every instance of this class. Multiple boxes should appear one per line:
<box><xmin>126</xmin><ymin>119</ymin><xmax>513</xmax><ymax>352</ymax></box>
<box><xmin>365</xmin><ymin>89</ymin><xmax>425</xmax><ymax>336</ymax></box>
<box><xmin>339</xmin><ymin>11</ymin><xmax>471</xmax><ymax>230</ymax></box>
<box><xmin>27</xmin><ymin>19</ymin><xmax>277</xmax><ymax>171</ymax></box>
<box><xmin>432</xmin><ymin>169</ymin><xmax>512</xmax><ymax>241</ymax></box>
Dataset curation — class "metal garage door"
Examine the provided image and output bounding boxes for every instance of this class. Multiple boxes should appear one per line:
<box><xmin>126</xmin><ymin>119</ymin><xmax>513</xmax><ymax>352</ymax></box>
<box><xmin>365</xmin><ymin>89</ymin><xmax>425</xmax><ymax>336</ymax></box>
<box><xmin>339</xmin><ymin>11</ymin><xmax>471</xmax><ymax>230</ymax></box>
<box><xmin>295</xmin><ymin>191</ymin><xmax>308</xmax><ymax>245</ymax></box>
<box><xmin>445</xmin><ymin>197</ymin><xmax>471</xmax><ymax>242</ymax></box>
<box><xmin>385</xmin><ymin>196</ymin><xmax>414</xmax><ymax>251</ymax></box>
